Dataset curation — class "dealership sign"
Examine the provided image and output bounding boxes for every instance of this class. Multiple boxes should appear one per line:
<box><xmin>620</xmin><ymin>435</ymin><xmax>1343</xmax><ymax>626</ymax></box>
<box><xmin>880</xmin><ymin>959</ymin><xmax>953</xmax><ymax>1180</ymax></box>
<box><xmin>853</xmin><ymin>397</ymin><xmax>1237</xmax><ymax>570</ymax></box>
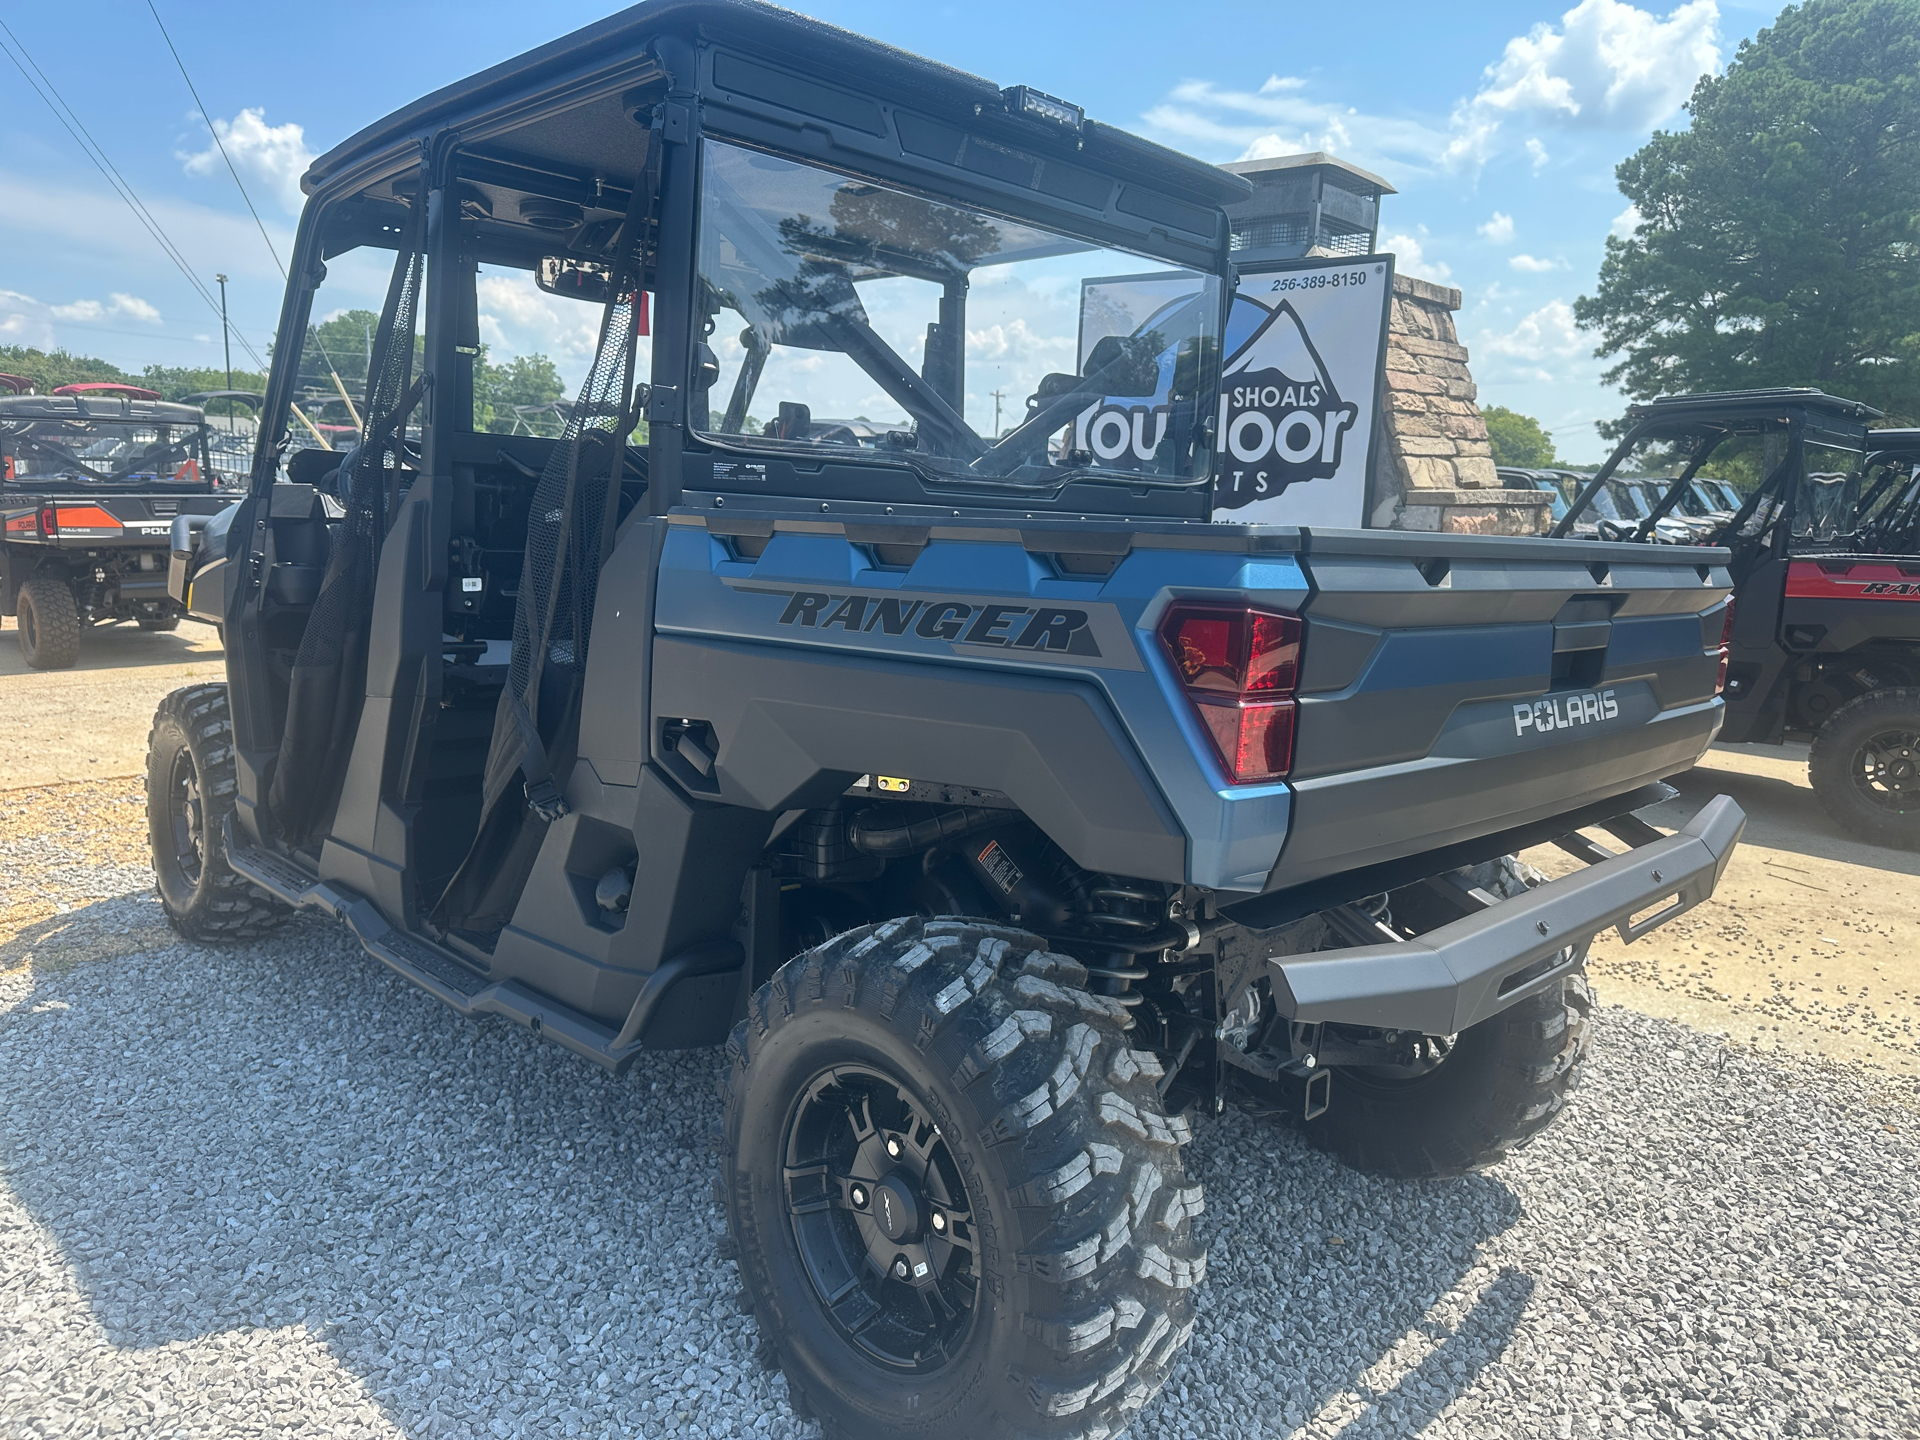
<box><xmin>1213</xmin><ymin>255</ymin><xmax>1393</xmax><ymax>527</ymax></box>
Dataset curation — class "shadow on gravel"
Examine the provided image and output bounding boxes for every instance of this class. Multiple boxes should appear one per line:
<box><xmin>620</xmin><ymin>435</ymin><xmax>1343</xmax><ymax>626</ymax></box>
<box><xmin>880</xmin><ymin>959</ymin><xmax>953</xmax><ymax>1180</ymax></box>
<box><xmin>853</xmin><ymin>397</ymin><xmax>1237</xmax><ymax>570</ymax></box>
<box><xmin>1</xmin><ymin>919</ymin><xmax>1542</xmax><ymax>1439</ymax></box>
<box><xmin>1165</xmin><ymin>1110</ymin><xmax>1530</xmax><ymax>1438</ymax></box>
<box><xmin>0</xmin><ymin>894</ymin><xmax>175</xmax><ymax>978</ymax></box>
<box><xmin>0</xmin><ymin>918</ymin><xmax>790</xmax><ymax>1435</ymax></box>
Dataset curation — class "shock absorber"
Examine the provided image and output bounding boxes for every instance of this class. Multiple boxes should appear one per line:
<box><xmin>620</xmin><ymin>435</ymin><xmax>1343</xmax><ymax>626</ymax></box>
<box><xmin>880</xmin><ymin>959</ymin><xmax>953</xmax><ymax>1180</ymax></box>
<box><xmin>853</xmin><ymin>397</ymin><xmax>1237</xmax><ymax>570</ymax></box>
<box><xmin>1051</xmin><ymin>863</ymin><xmax>1163</xmax><ymax>1004</ymax></box>
<box><xmin>955</xmin><ymin>822</ymin><xmax>1173</xmax><ymax>1004</ymax></box>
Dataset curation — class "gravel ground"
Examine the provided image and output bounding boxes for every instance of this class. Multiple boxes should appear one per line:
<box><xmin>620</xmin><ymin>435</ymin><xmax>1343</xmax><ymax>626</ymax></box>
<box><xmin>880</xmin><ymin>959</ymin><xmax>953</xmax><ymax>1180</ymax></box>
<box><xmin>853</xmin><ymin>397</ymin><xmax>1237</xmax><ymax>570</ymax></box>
<box><xmin>3</xmin><ymin>883</ymin><xmax>1916</xmax><ymax>1439</ymax></box>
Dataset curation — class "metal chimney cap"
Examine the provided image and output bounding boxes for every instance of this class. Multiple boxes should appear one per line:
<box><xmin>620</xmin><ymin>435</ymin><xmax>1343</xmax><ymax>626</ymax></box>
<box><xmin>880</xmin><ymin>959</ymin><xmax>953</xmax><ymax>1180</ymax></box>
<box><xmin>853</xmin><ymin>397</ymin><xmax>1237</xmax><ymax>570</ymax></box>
<box><xmin>1219</xmin><ymin>151</ymin><xmax>1396</xmax><ymax>196</ymax></box>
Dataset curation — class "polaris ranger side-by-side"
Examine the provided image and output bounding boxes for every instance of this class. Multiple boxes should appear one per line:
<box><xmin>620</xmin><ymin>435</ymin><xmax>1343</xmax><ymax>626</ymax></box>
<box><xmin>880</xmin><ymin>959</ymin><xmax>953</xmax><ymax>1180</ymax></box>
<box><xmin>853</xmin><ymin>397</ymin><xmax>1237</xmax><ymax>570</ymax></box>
<box><xmin>1553</xmin><ymin>390</ymin><xmax>1920</xmax><ymax>848</ymax></box>
<box><xmin>151</xmin><ymin>4</ymin><xmax>1745</xmax><ymax>1435</ymax></box>
<box><xmin>2</xmin><ymin>385</ymin><xmax>236</xmax><ymax>668</ymax></box>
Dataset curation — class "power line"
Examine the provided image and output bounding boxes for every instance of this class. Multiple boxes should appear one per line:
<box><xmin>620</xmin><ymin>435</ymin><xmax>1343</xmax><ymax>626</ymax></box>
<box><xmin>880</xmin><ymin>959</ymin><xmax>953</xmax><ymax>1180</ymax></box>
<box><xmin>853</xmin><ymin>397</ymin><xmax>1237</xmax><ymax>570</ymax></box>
<box><xmin>0</xmin><ymin>18</ymin><xmax>270</xmax><ymax>372</ymax></box>
<box><xmin>145</xmin><ymin>0</ymin><xmax>285</xmax><ymax>280</ymax></box>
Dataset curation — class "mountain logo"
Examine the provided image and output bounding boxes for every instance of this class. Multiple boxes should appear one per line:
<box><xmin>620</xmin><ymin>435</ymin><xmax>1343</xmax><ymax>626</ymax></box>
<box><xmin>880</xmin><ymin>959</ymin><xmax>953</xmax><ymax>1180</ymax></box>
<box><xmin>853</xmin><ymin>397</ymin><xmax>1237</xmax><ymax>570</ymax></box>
<box><xmin>1213</xmin><ymin>299</ymin><xmax>1360</xmax><ymax>511</ymax></box>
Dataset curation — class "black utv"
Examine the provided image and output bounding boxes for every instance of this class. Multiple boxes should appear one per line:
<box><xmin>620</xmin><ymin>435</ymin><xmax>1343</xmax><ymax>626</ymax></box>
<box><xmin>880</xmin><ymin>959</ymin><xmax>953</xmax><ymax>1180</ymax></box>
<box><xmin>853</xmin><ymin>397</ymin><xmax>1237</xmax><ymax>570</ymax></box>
<box><xmin>2</xmin><ymin>387</ymin><xmax>234</xmax><ymax>668</ymax></box>
<box><xmin>151</xmin><ymin>4</ymin><xmax>1745</xmax><ymax>1435</ymax></box>
<box><xmin>1554</xmin><ymin>389</ymin><xmax>1920</xmax><ymax>848</ymax></box>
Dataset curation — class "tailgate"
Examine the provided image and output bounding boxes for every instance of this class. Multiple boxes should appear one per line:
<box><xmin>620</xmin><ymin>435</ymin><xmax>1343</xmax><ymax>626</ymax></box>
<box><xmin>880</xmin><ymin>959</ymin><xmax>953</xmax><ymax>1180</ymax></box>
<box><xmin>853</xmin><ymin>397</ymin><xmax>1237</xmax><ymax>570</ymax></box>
<box><xmin>1270</xmin><ymin>529</ymin><xmax>1730</xmax><ymax>889</ymax></box>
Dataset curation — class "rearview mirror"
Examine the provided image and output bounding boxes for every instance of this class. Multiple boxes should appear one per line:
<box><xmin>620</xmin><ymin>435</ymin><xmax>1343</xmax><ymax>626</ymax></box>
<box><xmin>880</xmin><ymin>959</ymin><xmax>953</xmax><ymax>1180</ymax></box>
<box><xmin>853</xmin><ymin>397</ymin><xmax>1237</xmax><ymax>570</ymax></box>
<box><xmin>537</xmin><ymin>256</ymin><xmax>614</xmax><ymax>304</ymax></box>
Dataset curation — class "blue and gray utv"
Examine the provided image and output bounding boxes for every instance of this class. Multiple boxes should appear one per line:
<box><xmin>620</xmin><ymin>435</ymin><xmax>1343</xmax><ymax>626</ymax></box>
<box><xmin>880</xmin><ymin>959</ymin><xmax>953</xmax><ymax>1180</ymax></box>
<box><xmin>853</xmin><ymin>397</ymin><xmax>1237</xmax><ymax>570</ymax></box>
<box><xmin>153</xmin><ymin>4</ymin><xmax>1745</xmax><ymax>1435</ymax></box>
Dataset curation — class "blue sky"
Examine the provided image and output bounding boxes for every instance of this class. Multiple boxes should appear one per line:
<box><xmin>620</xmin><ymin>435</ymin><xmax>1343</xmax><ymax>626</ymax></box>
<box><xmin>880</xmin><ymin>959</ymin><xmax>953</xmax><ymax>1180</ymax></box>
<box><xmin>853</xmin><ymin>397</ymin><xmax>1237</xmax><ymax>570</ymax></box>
<box><xmin>0</xmin><ymin>0</ymin><xmax>1787</xmax><ymax>461</ymax></box>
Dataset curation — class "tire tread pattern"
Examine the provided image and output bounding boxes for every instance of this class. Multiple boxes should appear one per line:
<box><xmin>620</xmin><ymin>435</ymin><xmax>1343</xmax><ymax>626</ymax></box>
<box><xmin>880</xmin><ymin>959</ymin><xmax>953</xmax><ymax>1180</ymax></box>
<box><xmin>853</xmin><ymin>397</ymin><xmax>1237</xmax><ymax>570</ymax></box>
<box><xmin>1305</xmin><ymin>971</ymin><xmax>1593</xmax><ymax>1179</ymax></box>
<box><xmin>145</xmin><ymin>684</ymin><xmax>288</xmax><ymax>941</ymax></box>
<box><xmin>722</xmin><ymin>916</ymin><xmax>1205</xmax><ymax>1440</ymax></box>
<box><xmin>17</xmin><ymin>575</ymin><xmax>81</xmax><ymax>670</ymax></box>
<box><xmin>1808</xmin><ymin>687</ymin><xmax>1920</xmax><ymax>850</ymax></box>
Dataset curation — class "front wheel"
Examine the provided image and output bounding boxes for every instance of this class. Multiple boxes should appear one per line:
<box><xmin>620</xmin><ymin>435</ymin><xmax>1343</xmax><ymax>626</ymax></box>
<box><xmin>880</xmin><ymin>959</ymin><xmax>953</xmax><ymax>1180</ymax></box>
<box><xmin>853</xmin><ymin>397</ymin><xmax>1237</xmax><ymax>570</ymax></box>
<box><xmin>146</xmin><ymin>684</ymin><xmax>288</xmax><ymax>940</ymax></box>
<box><xmin>1809</xmin><ymin>687</ymin><xmax>1920</xmax><ymax>849</ymax></box>
<box><xmin>723</xmin><ymin>918</ymin><xmax>1205</xmax><ymax>1440</ymax></box>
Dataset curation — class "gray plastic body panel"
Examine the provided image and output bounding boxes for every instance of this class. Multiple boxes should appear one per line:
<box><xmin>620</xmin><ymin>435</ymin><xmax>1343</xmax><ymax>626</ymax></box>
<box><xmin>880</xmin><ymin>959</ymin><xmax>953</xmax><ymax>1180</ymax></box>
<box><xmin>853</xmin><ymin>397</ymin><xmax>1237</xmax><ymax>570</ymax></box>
<box><xmin>628</xmin><ymin>510</ymin><xmax>1732</xmax><ymax>895</ymax></box>
<box><xmin>1269</xmin><ymin>794</ymin><xmax>1747</xmax><ymax>1034</ymax></box>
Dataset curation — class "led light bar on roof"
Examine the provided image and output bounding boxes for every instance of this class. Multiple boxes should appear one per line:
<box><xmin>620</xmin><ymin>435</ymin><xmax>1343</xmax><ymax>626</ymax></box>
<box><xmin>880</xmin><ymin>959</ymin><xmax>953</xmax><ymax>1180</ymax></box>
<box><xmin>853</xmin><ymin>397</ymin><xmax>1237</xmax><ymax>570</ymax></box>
<box><xmin>1002</xmin><ymin>85</ymin><xmax>1083</xmax><ymax>131</ymax></box>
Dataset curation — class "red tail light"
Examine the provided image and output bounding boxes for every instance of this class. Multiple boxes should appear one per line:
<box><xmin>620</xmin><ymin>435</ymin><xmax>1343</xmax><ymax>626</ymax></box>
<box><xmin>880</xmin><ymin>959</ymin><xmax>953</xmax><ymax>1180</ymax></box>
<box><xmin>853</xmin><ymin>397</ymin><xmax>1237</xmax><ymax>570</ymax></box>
<box><xmin>1159</xmin><ymin>603</ymin><xmax>1303</xmax><ymax>783</ymax></box>
<box><xmin>37</xmin><ymin>502</ymin><xmax>57</xmax><ymax>538</ymax></box>
<box><xmin>1715</xmin><ymin>597</ymin><xmax>1735</xmax><ymax>694</ymax></box>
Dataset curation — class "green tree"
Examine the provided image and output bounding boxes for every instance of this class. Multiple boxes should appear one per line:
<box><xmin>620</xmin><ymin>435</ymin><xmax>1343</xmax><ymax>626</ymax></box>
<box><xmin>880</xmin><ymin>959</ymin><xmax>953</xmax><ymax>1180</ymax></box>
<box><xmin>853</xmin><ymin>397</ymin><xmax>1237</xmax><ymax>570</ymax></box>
<box><xmin>1576</xmin><ymin>0</ymin><xmax>1920</xmax><ymax>426</ymax></box>
<box><xmin>475</xmin><ymin>350</ymin><xmax>569</xmax><ymax>436</ymax></box>
<box><xmin>0</xmin><ymin>345</ymin><xmax>135</xmax><ymax>392</ymax></box>
<box><xmin>1483</xmin><ymin>406</ymin><xmax>1558</xmax><ymax>467</ymax></box>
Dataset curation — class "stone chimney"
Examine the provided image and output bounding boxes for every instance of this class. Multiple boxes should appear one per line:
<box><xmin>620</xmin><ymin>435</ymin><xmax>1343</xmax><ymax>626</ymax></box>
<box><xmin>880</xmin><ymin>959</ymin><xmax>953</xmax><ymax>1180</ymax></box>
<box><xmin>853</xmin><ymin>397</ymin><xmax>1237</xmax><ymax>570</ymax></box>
<box><xmin>1368</xmin><ymin>275</ymin><xmax>1551</xmax><ymax>535</ymax></box>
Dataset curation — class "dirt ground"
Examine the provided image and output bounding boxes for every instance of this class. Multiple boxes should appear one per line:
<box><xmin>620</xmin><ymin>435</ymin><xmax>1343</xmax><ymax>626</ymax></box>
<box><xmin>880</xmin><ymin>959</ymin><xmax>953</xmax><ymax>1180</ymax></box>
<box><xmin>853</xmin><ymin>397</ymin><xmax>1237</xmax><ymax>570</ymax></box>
<box><xmin>0</xmin><ymin>613</ymin><xmax>225</xmax><ymax>788</ymax></box>
<box><xmin>1525</xmin><ymin>743</ymin><xmax>1920</xmax><ymax>1075</ymax></box>
<box><xmin>3</xmin><ymin>611</ymin><xmax>1916</xmax><ymax>1075</ymax></box>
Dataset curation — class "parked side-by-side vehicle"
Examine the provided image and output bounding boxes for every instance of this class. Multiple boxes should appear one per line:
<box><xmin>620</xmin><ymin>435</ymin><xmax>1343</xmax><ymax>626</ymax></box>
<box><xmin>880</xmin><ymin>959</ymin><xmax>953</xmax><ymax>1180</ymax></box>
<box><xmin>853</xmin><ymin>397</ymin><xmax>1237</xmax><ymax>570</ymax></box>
<box><xmin>152</xmin><ymin>4</ymin><xmax>1746</xmax><ymax>1435</ymax></box>
<box><xmin>2</xmin><ymin>384</ymin><xmax>236</xmax><ymax>668</ymax></box>
<box><xmin>1555</xmin><ymin>390</ymin><xmax>1918</xmax><ymax>848</ymax></box>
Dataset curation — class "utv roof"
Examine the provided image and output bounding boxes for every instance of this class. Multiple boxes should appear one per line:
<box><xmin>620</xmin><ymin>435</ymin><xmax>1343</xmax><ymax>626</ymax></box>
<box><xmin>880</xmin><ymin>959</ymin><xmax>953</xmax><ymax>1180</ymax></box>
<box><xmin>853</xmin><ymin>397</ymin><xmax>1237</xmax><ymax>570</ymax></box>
<box><xmin>1867</xmin><ymin>428</ymin><xmax>1920</xmax><ymax>454</ymax></box>
<box><xmin>303</xmin><ymin>0</ymin><xmax>1250</xmax><ymax>209</ymax></box>
<box><xmin>1623</xmin><ymin>388</ymin><xmax>1884</xmax><ymax>453</ymax></box>
<box><xmin>1627</xmin><ymin>388</ymin><xmax>1884</xmax><ymax>423</ymax></box>
<box><xmin>0</xmin><ymin>393</ymin><xmax>207</xmax><ymax>425</ymax></box>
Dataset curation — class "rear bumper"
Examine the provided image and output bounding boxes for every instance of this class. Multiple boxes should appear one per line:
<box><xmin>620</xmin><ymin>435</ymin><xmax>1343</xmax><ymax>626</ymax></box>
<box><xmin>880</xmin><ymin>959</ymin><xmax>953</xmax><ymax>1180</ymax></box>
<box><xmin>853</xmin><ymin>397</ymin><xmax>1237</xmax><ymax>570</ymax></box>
<box><xmin>1268</xmin><ymin>794</ymin><xmax>1746</xmax><ymax>1035</ymax></box>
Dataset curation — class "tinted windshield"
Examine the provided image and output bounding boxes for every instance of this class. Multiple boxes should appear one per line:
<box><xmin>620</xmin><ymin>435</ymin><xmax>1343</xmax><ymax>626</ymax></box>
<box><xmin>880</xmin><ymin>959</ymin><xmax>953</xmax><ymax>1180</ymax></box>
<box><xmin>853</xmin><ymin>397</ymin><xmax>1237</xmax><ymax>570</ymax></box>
<box><xmin>694</xmin><ymin>140</ymin><xmax>1223</xmax><ymax>490</ymax></box>
<box><xmin>1</xmin><ymin>418</ymin><xmax>209</xmax><ymax>489</ymax></box>
<box><xmin>1608</xmin><ymin>483</ymin><xmax>1649</xmax><ymax>520</ymax></box>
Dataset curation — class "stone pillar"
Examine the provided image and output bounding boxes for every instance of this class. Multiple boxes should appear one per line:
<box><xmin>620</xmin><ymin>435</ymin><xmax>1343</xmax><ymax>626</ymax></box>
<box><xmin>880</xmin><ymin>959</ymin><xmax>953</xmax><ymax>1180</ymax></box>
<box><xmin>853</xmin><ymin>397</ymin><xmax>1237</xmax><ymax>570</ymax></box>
<box><xmin>1367</xmin><ymin>273</ymin><xmax>1550</xmax><ymax>536</ymax></box>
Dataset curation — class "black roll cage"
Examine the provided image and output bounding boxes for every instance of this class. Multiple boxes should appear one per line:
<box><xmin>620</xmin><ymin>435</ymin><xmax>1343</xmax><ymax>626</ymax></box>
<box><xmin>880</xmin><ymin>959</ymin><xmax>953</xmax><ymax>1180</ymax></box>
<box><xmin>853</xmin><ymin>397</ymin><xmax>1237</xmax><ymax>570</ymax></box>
<box><xmin>222</xmin><ymin>0</ymin><xmax>1248</xmax><ymax>856</ymax></box>
<box><xmin>1549</xmin><ymin>390</ymin><xmax>1883</xmax><ymax>571</ymax></box>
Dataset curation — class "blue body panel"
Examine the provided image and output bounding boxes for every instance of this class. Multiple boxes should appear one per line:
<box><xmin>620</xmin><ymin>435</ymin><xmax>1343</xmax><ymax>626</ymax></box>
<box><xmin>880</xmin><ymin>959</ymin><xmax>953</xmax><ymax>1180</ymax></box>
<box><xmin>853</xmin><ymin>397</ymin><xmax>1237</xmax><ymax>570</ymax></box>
<box><xmin>647</xmin><ymin>517</ymin><xmax>1731</xmax><ymax>895</ymax></box>
<box><xmin>653</xmin><ymin>524</ymin><xmax>1307</xmax><ymax>890</ymax></box>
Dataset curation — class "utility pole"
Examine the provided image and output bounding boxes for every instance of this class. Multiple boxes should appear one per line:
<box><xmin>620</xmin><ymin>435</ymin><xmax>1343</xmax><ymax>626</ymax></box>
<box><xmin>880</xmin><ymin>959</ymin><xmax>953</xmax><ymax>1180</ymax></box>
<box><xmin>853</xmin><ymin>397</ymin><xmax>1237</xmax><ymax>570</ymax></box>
<box><xmin>215</xmin><ymin>273</ymin><xmax>232</xmax><ymax>432</ymax></box>
<box><xmin>990</xmin><ymin>388</ymin><xmax>1005</xmax><ymax>439</ymax></box>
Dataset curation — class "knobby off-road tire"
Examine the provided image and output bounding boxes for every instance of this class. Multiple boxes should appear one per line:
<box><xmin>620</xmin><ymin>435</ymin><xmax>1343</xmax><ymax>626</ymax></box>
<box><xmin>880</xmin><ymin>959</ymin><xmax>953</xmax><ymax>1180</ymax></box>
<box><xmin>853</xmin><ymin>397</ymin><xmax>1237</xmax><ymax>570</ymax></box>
<box><xmin>16</xmin><ymin>575</ymin><xmax>81</xmax><ymax>670</ymax></box>
<box><xmin>145</xmin><ymin>684</ymin><xmax>288</xmax><ymax>941</ymax></box>
<box><xmin>137</xmin><ymin>614</ymin><xmax>182</xmax><ymax>632</ymax></box>
<box><xmin>722</xmin><ymin>917</ymin><xmax>1206</xmax><ymax>1440</ymax></box>
<box><xmin>1304</xmin><ymin>971</ymin><xmax>1593</xmax><ymax>1179</ymax></box>
<box><xmin>1809</xmin><ymin>687</ymin><xmax>1920</xmax><ymax>850</ymax></box>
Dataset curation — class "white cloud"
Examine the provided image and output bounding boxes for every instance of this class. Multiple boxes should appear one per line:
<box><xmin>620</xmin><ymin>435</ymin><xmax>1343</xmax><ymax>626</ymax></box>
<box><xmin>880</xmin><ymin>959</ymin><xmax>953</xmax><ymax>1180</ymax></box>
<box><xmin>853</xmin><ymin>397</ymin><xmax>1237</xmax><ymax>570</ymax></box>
<box><xmin>1526</xmin><ymin>138</ymin><xmax>1551</xmax><ymax>170</ymax></box>
<box><xmin>1142</xmin><ymin>76</ymin><xmax>1452</xmax><ymax>175</ymax></box>
<box><xmin>1478</xmin><ymin>211</ymin><xmax>1516</xmax><ymax>244</ymax></box>
<box><xmin>475</xmin><ymin>271</ymin><xmax>605</xmax><ymax>391</ymax></box>
<box><xmin>0</xmin><ymin>287</ymin><xmax>168</xmax><ymax>349</ymax></box>
<box><xmin>1380</xmin><ymin>227</ymin><xmax>1451</xmax><ymax>282</ymax></box>
<box><xmin>50</xmin><ymin>293</ymin><xmax>162</xmax><ymax>324</ymax></box>
<box><xmin>1482</xmin><ymin>299</ymin><xmax>1586</xmax><ymax>361</ymax></box>
<box><xmin>1611</xmin><ymin>204</ymin><xmax>1644</xmax><ymax>238</ymax></box>
<box><xmin>180</xmin><ymin>108</ymin><xmax>316</xmax><ymax>213</ymax></box>
<box><xmin>1509</xmin><ymin>254</ymin><xmax>1565</xmax><ymax>273</ymax></box>
<box><xmin>0</xmin><ymin>168</ymin><xmax>289</xmax><ymax>288</ymax></box>
<box><xmin>1444</xmin><ymin>0</ymin><xmax>1719</xmax><ymax>168</ymax></box>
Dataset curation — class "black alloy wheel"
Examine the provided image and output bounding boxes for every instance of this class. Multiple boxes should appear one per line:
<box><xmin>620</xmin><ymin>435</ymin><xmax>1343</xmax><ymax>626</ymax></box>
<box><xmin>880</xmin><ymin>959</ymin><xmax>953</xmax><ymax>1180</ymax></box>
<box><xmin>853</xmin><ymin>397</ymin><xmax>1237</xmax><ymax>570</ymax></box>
<box><xmin>1810</xmin><ymin>688</ymin><xmax>1920</xmax><ymax>850</ymax></box>
<box><xmin>163</xmin><ymin>745</ymin><xmax>208</xmax><ymax>891</ymax></box>
<box><xmin>723</xmin><ymin>917</ymin><xmax>1206</xmax><ymax>1440</ymax></box>
<box><xmin>145</xmin><ymin>684</ymin><xmax>288</xmax><ymax>939</ymax></box>
<box><xmin>1850</xmin><ymin>725</ymin><xmax>1919</xmax><ymax>812</ymax></box>
<box><xmin>783</xmin><ymin>1064</ymin><xmax>979</xmax><ymax>1371</ymax></box>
